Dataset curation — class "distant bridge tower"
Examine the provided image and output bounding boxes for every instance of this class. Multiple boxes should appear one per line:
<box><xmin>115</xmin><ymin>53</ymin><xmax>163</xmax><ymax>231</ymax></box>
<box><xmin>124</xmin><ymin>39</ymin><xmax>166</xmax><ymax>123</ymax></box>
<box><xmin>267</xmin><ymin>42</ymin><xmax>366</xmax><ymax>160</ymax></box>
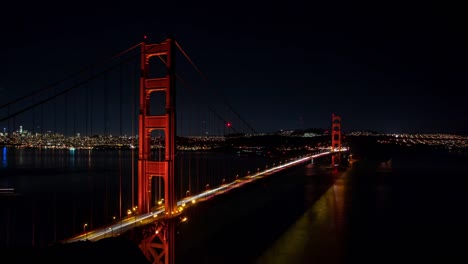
<box><xmin>138</xmin><ymin>37</ymin><xmax>177</xmax><ymax>264</ymax></box>
<box><xmin>331</xmin><ymin>113</ymin><xmax>342</xmax><ymax>166</ymax></box>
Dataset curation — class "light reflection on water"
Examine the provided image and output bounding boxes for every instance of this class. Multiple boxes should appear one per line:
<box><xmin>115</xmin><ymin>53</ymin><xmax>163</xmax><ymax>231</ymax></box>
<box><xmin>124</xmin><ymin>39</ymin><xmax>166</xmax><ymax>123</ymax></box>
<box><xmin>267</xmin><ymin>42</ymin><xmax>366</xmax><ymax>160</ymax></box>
<box><xmin>3</xmin><ymin>148</ymin><xmax>465</xmax><ymax>261</ymax></box>
<box><xmin>253</xmin><ymin>151</ymin><xmax>468</xmax><ymax>264</ymax></box>
<box><xmin>1</xmin><ymin>147</ymin><xmax>6</xmax><ymax>167</ymax></box>
<box><xmin>0</xmin><ymin>147</ymin><xmax>284</xmax><ymax>248</ymax></box>
<box><xmin>254</xmin><ymin>163</ymin><xmax>348</xmax><ymax>264</ymax></box>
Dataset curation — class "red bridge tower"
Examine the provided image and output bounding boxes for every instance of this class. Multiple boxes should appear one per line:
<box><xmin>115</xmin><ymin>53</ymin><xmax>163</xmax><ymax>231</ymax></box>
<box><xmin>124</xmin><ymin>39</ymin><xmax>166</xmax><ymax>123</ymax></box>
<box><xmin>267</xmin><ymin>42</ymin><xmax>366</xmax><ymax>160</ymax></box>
<box><xmin>331</xmin><ymin>113</ymin><xmax>342</xmax><ymax>166</ymax></box>
<box><xmin>138</xmin><ymin>37</ymin><xmax>177</xmax><ymax>264</ymax></box>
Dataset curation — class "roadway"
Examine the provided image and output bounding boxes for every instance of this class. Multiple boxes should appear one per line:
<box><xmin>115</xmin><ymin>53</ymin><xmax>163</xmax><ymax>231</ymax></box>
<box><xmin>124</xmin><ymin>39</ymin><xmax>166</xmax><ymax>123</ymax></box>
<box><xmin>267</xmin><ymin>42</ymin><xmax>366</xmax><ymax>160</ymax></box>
<box><xmin>61</xmin><ymin>148</ymin><xmax>346</xmax><ymax>243</ymax></box>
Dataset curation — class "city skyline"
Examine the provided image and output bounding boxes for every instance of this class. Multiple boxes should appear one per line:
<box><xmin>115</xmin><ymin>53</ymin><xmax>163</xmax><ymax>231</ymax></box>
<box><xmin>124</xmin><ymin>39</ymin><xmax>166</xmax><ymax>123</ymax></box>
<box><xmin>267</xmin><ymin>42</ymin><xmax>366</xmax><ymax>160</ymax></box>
<box><xmin>1</xmin><ymin>1</ymin><xmax>466</xmax><ymax>135</ymax></box>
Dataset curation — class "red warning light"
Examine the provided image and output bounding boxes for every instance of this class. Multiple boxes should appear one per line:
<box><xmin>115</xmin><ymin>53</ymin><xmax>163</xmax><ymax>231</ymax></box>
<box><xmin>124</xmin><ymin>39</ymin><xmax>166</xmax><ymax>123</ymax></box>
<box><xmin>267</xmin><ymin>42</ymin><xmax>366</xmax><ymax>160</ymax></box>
<box><xmin>226</xmin><ymin>122</ymin><xmax>231</xmax><ymax>127</ymax></box>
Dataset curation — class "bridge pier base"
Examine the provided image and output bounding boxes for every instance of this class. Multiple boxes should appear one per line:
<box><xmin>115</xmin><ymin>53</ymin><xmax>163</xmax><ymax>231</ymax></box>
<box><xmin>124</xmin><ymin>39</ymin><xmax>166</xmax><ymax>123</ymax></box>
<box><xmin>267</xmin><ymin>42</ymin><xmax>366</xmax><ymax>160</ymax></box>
<box><xmin>139</xmin><ymin>220</ymin><xmax>175</xmax><ymax>264</ymax></box>
<box><xmin>138</xmin><ymin>212</ymin><xmax>187</xmax><ymax>264</ymax></box>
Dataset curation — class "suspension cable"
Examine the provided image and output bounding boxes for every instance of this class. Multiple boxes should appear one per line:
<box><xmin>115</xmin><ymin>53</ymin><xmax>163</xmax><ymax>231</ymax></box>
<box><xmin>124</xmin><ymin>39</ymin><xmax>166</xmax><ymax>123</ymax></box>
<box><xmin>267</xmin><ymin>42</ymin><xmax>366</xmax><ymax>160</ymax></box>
<box><xmin>175</xmin><ymin>41</ymin><xmax>208</xmax><ymax>81</ymax></box>
<box><xmin>175</xmin><ymin>40</ymin><xmax>258</xmax><ymax>135</ymax></box>
<box><xmin>0</xmin><ymin>42</ymin><xmax>142</xmax><ymax>110</ymax></box>
<box><xmin>156</xmin><ymin>55</ymin><xmax>240</xmax><ymax>134</ymax></box>
<box><xmin>0</xmin><ymin>44</ymin><xmax>143</xmax><ymax>123</ymax></box>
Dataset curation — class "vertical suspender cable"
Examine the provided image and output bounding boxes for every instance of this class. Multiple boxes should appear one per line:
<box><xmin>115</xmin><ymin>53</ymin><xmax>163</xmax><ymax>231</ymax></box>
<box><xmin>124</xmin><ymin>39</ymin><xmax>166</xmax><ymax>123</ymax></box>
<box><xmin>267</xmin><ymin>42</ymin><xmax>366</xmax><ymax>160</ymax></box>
<box><xmin>85</xmin><ymin>83</ymin><xmax>89</xmax><ymax>136</ymax></box>
<box><xmin>72</xmin><ymin>91</ymin><xmax>75</xmax><ymax>135</ymax></box>
<box><xmin>187</xmin><ymin>115</ymin><xmax>191</xmax><ymax>197</ymax></box>
<box><xmin>104</xmin><ymin>73</ymin><xmax>108</xmax><ymax>136</ymax></box>
<box><xmin>119</xmin><ymin>148</ymin><xmax>122</xmax><ymax>219</ymax></box>
<box><xmin>89</xmin><ymin>82</ymin><xmax>93</xmax><ymax>136</ymax></box>
<box><xmin>119</xmin><ymin>60</ymin><xmax>123</xmax><ymax>136</ymax></box>
<box><xmin>119</xmin><ymin>59</ymin><xmax>123</xmax><ymax>218</ymax></box>
<box><xmin>103</xmin><ymin>72</ymin><xmax>109</xmax><ymax>222</ymax></box>
<box><xmin>54</xmin><ymin>87</ymin><xmax>57</xmax><ymax>134</ymax></box>
<box><xmin>131</xmin><ymin>54</ymin><xmax>135</xmax><ymax>208</ymax></box>
<box><xmin>12</xmin><ymin>110</ymin><xmax>15</xmax><ymax>133</ymax></box>
<box><xmin>179</xmin><ymin>110</ymin><xmax>183</xmax><ymax>201</ymax></box>
<box><xmin>196</xmin><ymin>111</ymin><xmax>200</xmax><ymax>193</ymax></box>
<box><xmin>159</xmin><ymin>140</ymin><xmax>162</xmax><ymax>202</ymax></box>
<box><xmin>65</xmin><ymin>93</ymin><xmax>68</xmax><ymax>136</ymax></box>
<box><xmin>32</xmin><ymin>97</ymin><xmax>36</xmax><ymax>134</ymax></box>
<box><xmin>6</xmin><ymin>105</ymin><xmax>9</xmax><ymax>133</ymax></box>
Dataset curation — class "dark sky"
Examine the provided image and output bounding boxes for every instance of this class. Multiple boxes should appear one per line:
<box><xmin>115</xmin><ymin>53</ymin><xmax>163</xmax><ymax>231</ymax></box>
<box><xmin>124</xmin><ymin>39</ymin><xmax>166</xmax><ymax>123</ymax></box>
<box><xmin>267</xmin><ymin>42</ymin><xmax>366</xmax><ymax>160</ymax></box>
<box><xmin>0</xmin><ymin>1</ymin><xmax>467</xmax><ymax>135</ymax></box>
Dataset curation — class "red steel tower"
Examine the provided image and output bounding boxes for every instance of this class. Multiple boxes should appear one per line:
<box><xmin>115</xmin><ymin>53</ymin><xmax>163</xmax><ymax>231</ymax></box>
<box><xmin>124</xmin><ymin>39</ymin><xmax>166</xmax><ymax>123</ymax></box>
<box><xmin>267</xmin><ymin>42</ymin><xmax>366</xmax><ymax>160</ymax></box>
<box><xmin>138</xmin><ymin>37</ymin><xmax>177</xmax><ymax>264</ymax></box>
<box><xmin>331</xmin><ymin>113</ymin><xmax>342</xmax><ymax>166</ymax></box>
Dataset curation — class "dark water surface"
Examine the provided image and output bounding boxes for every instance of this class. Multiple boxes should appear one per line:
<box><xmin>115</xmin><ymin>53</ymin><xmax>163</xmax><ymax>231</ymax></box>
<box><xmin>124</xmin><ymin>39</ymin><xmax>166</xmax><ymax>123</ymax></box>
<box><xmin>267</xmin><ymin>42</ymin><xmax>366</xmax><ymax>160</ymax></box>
<box><xmin>0</xmin><ymin>147</ymin><xmax>277</xmax><ymax>248</ymax></box>
<box><xmin>175</xmin><ymin>149</ymin><xmax>468</xmax><ymax>264</ymax></box>
<box><xmin>2</xmin><ymin>146</ymin><xmax>467</xmax><ymax>264</ymax></box>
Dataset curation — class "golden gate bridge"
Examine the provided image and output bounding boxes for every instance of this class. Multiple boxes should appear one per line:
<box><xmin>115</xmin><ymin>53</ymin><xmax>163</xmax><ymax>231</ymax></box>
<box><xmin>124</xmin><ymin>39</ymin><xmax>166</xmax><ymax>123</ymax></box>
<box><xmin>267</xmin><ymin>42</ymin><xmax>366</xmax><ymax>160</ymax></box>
<box><xmin>0</xmin><ymin>37</ymin><xmax>348</xmax><ymax>264</ymax></box>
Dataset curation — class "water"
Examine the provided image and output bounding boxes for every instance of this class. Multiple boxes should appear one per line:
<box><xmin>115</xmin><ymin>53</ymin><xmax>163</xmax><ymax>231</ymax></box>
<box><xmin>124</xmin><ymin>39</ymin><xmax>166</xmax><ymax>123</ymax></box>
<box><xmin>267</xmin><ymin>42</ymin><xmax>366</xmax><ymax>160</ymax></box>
<box><xmin>2</xmin><ymin>146</ymin><xmax>467</xmax><ymax>263</ymax></box>
<box><xmin>0</xmin><ymin>147</ymin><xmax>280</xmax><ymax>248</ymax></box>
<box><xmin>174</xmin><ymin>148</ymin><xmax>468</xmax><ymax>263</ymax></box>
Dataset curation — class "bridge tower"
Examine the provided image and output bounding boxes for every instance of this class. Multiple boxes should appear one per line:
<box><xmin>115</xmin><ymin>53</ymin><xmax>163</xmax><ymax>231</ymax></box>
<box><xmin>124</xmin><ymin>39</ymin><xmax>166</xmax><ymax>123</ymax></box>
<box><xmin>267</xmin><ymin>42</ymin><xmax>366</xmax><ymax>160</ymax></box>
<box><xmin>331</xmin><ymin>113</ymin><xmax>342</xmax><ymax>166</ymax></box>
<box><xmin>138</xmin><ymin>37</ymin><xmax>177</xmax><ymax>264</ymax></box>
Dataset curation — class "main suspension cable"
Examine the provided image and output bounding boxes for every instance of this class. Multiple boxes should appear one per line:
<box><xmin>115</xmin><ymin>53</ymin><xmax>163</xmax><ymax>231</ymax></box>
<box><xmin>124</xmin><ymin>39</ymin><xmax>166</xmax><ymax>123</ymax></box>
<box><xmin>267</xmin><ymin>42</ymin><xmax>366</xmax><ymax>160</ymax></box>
<box><xmin>0</xmin><ymin>48</ymin><xmax>142</xmax><ymax>123</ymax></box>
<box><xmin>156</xmin><ymin>55</ymin><xmax>240</xmax><ymax>134</ymax></box>
<box><xmin>175</xmin><ymin>40</ymin><xmax>258</xmax><ymax>135</ymax></box>
<box><xmin>0</xmin><ymin>42</ymin><xmax>142</xmax><ymax>111</ymax></box>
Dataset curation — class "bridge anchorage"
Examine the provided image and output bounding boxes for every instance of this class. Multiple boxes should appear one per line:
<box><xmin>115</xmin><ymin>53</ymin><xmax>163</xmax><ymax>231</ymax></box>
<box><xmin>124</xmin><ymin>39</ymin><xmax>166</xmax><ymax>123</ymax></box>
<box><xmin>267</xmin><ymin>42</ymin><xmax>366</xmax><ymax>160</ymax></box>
<box><xmin>136</xmin><ymin>37</ymin><xmax>178</xmax><ymax>264</ymax></box>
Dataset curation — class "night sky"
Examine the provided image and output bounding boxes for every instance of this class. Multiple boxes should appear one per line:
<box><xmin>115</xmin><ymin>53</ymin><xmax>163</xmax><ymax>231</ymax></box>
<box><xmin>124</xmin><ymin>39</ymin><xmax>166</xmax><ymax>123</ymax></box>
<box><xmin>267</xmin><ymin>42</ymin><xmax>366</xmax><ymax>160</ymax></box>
<box><xmin>1</xmin><ymin>1</ymin><xmax>467</xmax><ymax>135</ymax></box>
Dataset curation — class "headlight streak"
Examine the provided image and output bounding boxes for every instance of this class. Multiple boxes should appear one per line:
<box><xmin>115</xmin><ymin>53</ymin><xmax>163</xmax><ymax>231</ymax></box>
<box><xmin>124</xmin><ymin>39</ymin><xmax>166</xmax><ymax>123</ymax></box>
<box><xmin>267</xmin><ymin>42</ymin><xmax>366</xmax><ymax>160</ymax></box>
<box><xmin>62</xmin><ymin>149</ymin><xmax>346</xmax><ymax>243</ymax></box>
